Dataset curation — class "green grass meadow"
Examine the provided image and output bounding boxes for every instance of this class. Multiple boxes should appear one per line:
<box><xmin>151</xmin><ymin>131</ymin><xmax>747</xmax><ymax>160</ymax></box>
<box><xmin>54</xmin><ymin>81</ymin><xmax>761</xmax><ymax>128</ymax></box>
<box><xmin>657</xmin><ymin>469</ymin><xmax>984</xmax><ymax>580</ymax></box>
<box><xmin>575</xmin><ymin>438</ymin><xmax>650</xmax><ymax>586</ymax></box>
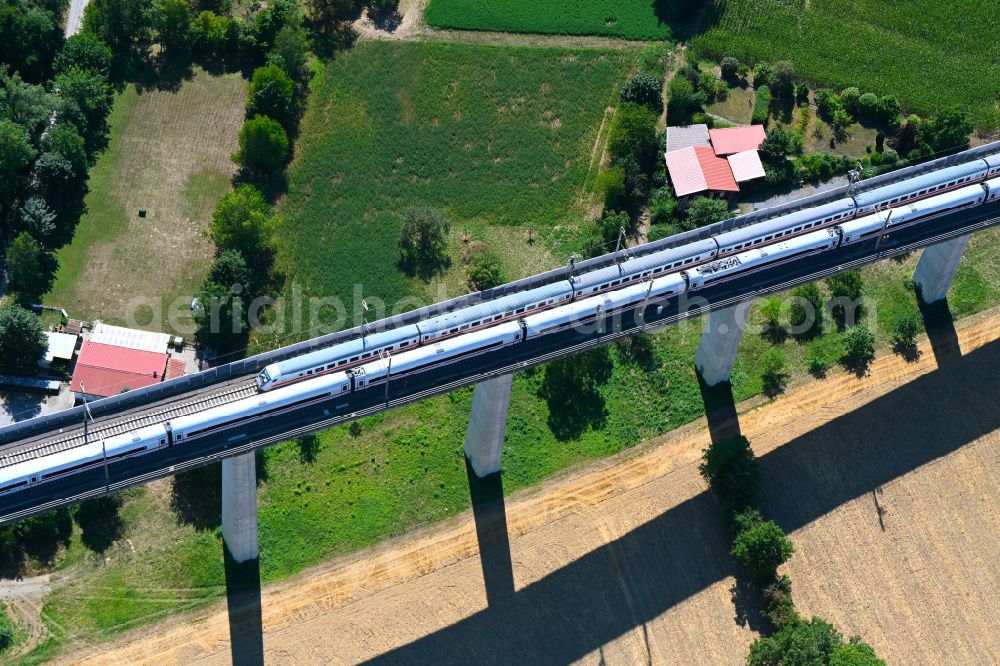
<box><xmin>272</xmin><ymin>41</ymin><xmax>633</xmax><ymax>328</ymax></box>
<box><xmin>425</xmin><ymin>0</ymin><xmax>674</xmax><ymax>40</ymax></box>
<box><xmin>694</xmin><ymin>0</ymin><xmax>1000</xmax><ymax>131</ymax></box>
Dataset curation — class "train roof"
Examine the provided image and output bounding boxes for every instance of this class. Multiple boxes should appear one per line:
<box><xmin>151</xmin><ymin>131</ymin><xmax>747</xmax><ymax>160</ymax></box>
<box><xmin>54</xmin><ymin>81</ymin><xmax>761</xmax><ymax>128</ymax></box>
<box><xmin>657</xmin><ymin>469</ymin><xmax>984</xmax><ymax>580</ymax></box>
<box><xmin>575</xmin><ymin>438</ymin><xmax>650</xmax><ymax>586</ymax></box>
<box><xmin>713</xmin><ymin>198</ymin><xmax>855</xmax><ymax>249</ymax></box>
<box><xmin>416</xmin><ymin>280</ymin><xmax>572</xmax><ymax>335</ymax></box>
<box><xmin>985</xmin><ymin>153</ymin><xmax>1000</xmax><ymax>169</ymax></box>
<box><xmin>853</xmin><ymin>159</ymin><xmax>987</xmax><ymax>209</ymax></box>
<box><xmin>572</xmin><ymin>239</ymin><xmax>718</xmax><ymax>291</ymax></box>
<box><xmin>273</xmin><ymin>324</ymin><xmax>422</xmax><ymax>375</ymax></box>
<box><xmin>365</xmin><ymin>321</ymin><xmax>522</xmax><ymax>376</ymax></box>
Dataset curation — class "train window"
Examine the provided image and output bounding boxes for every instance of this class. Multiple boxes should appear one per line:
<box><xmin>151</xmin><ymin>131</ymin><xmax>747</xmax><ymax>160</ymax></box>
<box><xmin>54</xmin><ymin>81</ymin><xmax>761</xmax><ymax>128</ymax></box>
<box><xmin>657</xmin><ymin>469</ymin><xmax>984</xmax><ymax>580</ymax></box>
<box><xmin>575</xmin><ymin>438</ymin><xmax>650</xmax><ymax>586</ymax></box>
<box><xmin>515</xmin><ymin>307</ymin><xmax>525</xmax><ymax>314</ymax></box>
<box><xmin>350</xmin><ymin>356</ymin><xmax>359</xmax><ymax>362</ymax></box>
<box><xmin>307</xmin><ymin>370</ymin><xmax>313</xmax><ymax>375</ymax></box>
<box><xmin>450</xmin><ymin>328</ymin><xmax>458</xmax><ymax>334</ymax></box>
<box><xmin>160</xmin><ymin>438</ymin><xmax>166</xmax><ymax>445</ymax></box>
<box><xmin>494</xmin><ymin>315</ymin><xmax>503</xmax><ymax>321</ymax></box>
<box><xmin>362</xmin><ymin>353</ymin><xmax>371</xmax><ymax>359</ymax></box>
<box><xmin>342</xmin><ymin>386</ymin><xmax>349</xmax><ymax>392</ymax></box>
<box><xmin>460</xmin><ymin>324</ymin><xmax>470</xmax><ymax>330</ymax></box>
<box><xmin>400</xmin><ymin>341</ymin><xmax>409</xmax><ymax>347</ymax></box>
<box><xmin>338</xmin><ymin>360</ymin><xmax>346</xmax><ymax>366</ymax></box>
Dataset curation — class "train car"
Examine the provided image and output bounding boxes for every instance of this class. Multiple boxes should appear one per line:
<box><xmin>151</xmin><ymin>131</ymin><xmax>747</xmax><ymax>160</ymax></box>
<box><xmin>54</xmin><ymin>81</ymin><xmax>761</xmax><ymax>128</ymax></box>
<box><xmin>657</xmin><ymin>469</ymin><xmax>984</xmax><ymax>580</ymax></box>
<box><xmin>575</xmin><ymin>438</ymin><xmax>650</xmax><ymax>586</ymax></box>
<box><xmin>525</xmin><ymin>271</ymin><xmax>687</xmax><ymax>340</ymax></box>
<box><xmin>415</xmin><ymin>280</ymin><xmax>571</xmax><ymax>344</ymax></box>
<box><xmin>838</xmin><ymin>210</ymin><xmax>890</xmax><ymax>246</ymax></box>
<box><xmin>684</xmin><ymin>228</ymin><xmax>840</xmax><ymax>291</ymax></box>
<box><xmin>257</xmin><ymin>325</ymin><xmax>421</xmax><ymax>391</ymax></box>
<box><xmin>985</xmin><ymin>154</ymin><xmax>1000</xmax><ymax>178</ymax></box>
<box><xmin>174</xmin><ymin>372</ymin><xmax>351</xmax><ymax>443</ymax></box>
<box><xmin>353</xmin><ymin>321</ymin><xmax>524</xmax><ymax>389</ymax></box>
<box><xmin>571</xmin><ymin>239</ymin><xmax>717</xmax><ymax>298</ymax></box>
<box><xmin>884</xmin><ymin>183</ymin><xmax>986</xmax><ymax>230</ymax></box>
<box><xmin>853</xmin><ymin>160</ymin><xmax>988</xmax><ymax>215</ymax></box>
<box><xmin>0</xmin><ymin>424</ymin><xmax>167</xmax><ymax>496</ymax></box>
<box><xmin>984</xmin><ymin>176</ymin><xmax>1000</xmax><ymax>202</ymax></box>
<box><xmin>712</xmin><ymin>198</ymin><xmax>855</xmax><ymax>258</ymax></box>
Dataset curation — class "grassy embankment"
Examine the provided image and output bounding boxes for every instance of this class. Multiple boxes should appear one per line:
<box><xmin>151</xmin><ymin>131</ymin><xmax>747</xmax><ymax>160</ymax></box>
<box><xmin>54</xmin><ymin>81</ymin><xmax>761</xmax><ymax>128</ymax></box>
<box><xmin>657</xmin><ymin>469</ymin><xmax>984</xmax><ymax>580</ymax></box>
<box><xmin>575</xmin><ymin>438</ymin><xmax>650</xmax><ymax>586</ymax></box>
<box><xmin>693</xmin><ymin>0</ymin><xmax>1000</xmax><ymax>132</ymax></box>
<box><xmin>425</xmin><ymin>0</ymin><xmax>673</xmax><ymax>40</ymax></box>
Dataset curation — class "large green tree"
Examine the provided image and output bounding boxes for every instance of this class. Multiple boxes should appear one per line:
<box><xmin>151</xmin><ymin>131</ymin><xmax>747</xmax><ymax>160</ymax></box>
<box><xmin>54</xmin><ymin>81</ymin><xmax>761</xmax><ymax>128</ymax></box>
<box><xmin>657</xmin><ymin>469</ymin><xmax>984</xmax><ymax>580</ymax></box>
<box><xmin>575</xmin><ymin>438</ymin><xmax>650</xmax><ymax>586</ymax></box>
<box><xmin>398</xmin><ymin>206</ymin><xmax>450</xmax><ymax>276</ymax></box>
<box><xmin>7</xmin><ymin>231</ymin><xmax>47</xmax><ymax>304</ymax></box>
<box><xmin>54</xmin><ymin>33</ymin><xmax>113</xmax><ymax>77</ymax></box>
<box><xmin>730</xmin><ymin>512</ymin><xmax>794</xmax><ymax>584</ymax></box>
<box><xmin>209</xmin><ymin>184</ymin><xmax>274</xmax><ymax>272</ymax></box>
<box><xmin>247</xmin><ymin>65</ymin><xmax>299</xmax><ymax>133</ymax></box>
<box><xmin>195</xmin><ymin>250</ymin><xmax>254</xmax><ymax>353</ymax></box>
<box><xmin>53</xmin><ymin>67</ymin><xmax>113</xmax><ymax>154</ymax></box>
<box><xmin>0</xmin><ymin>119</ymin><xmax>36</xmax><ymax>206</ymax></box>
<box><xmin>0</xmin><ymin>67</ymin><xmax>61</xmax><ymax>141</ymax></box>
<box><xmin>82</xmin><ymin>0</ymin><xmax>155</xmax><ymax>65</ymax></box>
<box><xmin>0</xmin><ymin>304</ymin><xmax>47</xmax><ymax>371</ymax></box>
<box><xmin>0</xmin><ymin>1</ymin><xmax>63</xmax><ymax>83</ymax></box>
<box><xmin>232</xmin><ymin>114</ymin><xmax>290</xmax><ymax>175</ymax></box>
<box><xmin>608</xmin><ymin>103</ymin><xmax>658</xmax><ymax>174</ymax></box>
<box><xmin>155</xmin><ymin>0</ymin><xmax>193</xmax><ymax>52</ymax></box>
<box><xmin>699</xmin><ymin>434</ymin><xmax>759</xmax><ymax>518</ymax></box>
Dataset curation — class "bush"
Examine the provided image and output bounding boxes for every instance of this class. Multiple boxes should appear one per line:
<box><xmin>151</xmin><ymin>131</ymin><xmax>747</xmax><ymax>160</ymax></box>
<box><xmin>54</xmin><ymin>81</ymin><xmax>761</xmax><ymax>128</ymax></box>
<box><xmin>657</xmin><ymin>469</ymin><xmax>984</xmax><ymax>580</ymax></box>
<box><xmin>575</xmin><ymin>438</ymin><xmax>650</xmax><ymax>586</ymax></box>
<box><xmin>827</xmin><ymin>270</ymin><xmax>864</xmax><ymax>327</ymax></box>
<box><xmin>772</xmin><ymin>60</ymin><xmax>794</xmax><ymax>99</ymax></box>
<box><xmin>814</xmin><ymin>88</ymin><xmax>839</xmax><ymax>119</ymax></box>
<box><xmin>699</xmin><ymin>435</ymin><xmax>759</xmax><ymax>518</ymax></box>
<box><xmin>753</xmin><ymin>61</ymin><xmax>774</xmax><ymax>88</ymax></box>
<box><xmin>795</xmin><ymin>82</ymin><xmax>809</xmax><ymax>106</ymax></box>
<box><xmin>619</xmin><ymin>72</ymin><xmax>663</xmax><ymax>113</ymax></box>
<box><xmin>595</xmin><ymin>167</ymin><xmax>626</xmax><ymax>210</ymax></box>
<box><xmin>877</xmin><ymin>95</ymin><xmax>901</xmax><ymax>128</ymax></box>
<box><xmin>842</xmin><ymin>324</ymin><xmax>876</xmax><ymax>371</ymax></box>
<box><xmin>891</xmin><ymin>309</ymin><xmax>921</xmax><ymax>350</ymax></box>
<box><xmin>730</xmin><ymin>514</ymin><xmax>794</xmax><ymax>585</ymax></box>
<box><xmin>761</xmin><ymin>349</ymin><xmax>788</xmax><ymax>395</ymax></box>
<box><xmin>790</xmin><ymin>283</ymin><xmax>823</xmax><ymax>336</ymax></box>
<box><xmin>648</xmin><ymin>185</ymin><xmax>678</xmax><ymax>226</ymax></box>
<box><xmin>210</xmin><ymin>184</ymin><xmax>274</xmax><ymax>272</ymax></box>
<box><xmin>666</xmin><ymin>75</ymin><xmax>705</xmax><ymax>124</ymax></box>
<box><xmin>748</xmin><ymin>617</ymin><xmax>845</xmax><ymax>666</ymax></box>
<box><xmin>467</xmin><ymin>253</ymin><xmax>505</xmax><ymax>291</ymax></box>
<box><xmin>195</xmin><ymin>250</ymin><xmax>254</xmax><ymax>353</ymax></box>
<box><xmin>751</xmin><ymin>85</ymin><xmax>772</xmax><ymax>125</ymax></box>
<box><xmin>683</xmin><ymin>196</ymin><xmax>733</xmax><ymax>231</ymax></box>
<box><xmin>608</xmin><ymin>103</ymin><xmax>659</xmax><ymax>173</ymax></box>
<box><xmin>720</xmin><ymin>56</ymin><xmax>740</xmax><ymax>81</ymax></box>
<box><xmin>840</xmin><ymin>87</ymin><xmax>861</xmax><ymax>116</ymax></box>
<box><xmin>920</xmin><ymin>106</ymin><xmax>973</xmax><ymax>155</ymax></box>
<box><xmin>232</xmin><ymin>115</ymin><xmax>290</xmax><ymax>175</ymax></box>
<box><xmin>760</xmin><ymin>297</ymin><xmax>784</xmax><ymax>340</ymax></box>
<box><xmin>795</xmin><ymin>151</ymin><xmax>850</xmax><ymax>183</ymax></box>
<box><xmin>762</xmin><ymin>575</ymin><xmax>800</xmax><ymax>630</ymax></box>
<box><xmin>7</xmin><ymin>232</ymin><xmax>47</xmax><ymax>305</ymax></box>
<box><xmin>858</xmin><ymin>92</ymin><xmax>879</xmax><ymax>118</ymax></box>
<box><xmin>831</xmin><ymin>639</ymin><xmax>886</xmax><ymax>666</ymax></box>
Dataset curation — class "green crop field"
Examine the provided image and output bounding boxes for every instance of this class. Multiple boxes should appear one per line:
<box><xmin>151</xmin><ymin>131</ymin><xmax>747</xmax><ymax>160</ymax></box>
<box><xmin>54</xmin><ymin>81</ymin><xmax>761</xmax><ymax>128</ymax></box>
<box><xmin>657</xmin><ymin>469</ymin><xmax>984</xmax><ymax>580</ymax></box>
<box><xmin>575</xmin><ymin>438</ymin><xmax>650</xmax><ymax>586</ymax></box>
<box><xmin>273</xmin><ymin>41</ymin><xmax>633</xmax><ymax>326</ymax></box>
<box><xmin>693</xmin><ymin>0</ymin><xmax>1000</xmax><ymax>131</ymax></box>
<box><xmin>424</xmin><ymin>0</ymin><xmax>674</xmax><ymax>41</ymax></box>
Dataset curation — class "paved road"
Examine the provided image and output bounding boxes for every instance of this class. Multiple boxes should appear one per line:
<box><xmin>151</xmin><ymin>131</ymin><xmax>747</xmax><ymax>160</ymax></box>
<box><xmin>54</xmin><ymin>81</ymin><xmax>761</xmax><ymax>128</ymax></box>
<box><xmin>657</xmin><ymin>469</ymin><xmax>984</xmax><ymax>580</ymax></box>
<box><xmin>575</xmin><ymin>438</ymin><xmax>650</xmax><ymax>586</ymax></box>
<box><xmin>64</xmin><ymin>0</ymin><xmax>88</xmax><ymax>37</ymax></box>
<box><xmin>2</xmin><ymin>201</ymin><xmax>999</xmax><ymax>524</ymax></box>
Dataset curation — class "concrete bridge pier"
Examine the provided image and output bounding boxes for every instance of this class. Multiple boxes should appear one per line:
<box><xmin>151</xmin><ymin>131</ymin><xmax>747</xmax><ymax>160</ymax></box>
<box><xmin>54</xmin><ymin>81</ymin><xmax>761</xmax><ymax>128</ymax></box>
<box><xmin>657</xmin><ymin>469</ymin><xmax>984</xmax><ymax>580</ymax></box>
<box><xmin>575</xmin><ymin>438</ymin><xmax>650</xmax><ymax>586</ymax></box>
<box><xmin>694</xmin><ymin>302</ymin><xmax>753</xmax><ymax>387</ymax></box>
<box><xmin>222</xmin><ymin>452</ymin><xmax>259</xmax><ymax>562</ymax></box>
<box><xmin>913</xmin><ymin>234</ymin><xmax>970</xmax><ymax>304</ymax></box>
<box><xmin>464</xmin><ymin>374</ymin><xmax>513</xmax><ymax>477</ymax></box>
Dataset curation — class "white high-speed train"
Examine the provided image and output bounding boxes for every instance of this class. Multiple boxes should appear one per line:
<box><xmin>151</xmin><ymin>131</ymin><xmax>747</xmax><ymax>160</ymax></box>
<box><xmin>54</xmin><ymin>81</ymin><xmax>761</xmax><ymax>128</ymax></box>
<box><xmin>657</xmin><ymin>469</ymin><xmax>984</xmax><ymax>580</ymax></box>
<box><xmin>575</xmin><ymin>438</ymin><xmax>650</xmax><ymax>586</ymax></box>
<box><xmin>2</xmin><ymin>166</ymin><xmax>999</xmax><ymax>497</ymax></box>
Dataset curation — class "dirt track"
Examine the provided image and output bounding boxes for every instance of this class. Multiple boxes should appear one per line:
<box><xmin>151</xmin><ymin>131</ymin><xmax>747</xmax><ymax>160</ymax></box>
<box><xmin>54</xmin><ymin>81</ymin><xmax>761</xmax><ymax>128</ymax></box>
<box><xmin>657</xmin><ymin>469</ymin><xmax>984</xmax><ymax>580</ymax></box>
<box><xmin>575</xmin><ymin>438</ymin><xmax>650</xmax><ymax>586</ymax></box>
<box><xmin>58</xmin><ymin>309</ymin><xmax>1000</xmax><ymax>664</ymax></box>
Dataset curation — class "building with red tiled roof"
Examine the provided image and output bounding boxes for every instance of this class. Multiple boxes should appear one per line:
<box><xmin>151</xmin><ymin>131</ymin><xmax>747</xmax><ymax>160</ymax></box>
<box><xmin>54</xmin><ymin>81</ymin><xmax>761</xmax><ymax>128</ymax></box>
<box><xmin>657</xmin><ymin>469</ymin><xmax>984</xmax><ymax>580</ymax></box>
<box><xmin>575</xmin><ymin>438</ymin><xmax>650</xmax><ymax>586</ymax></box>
<box><xmin>709</xmin><ymin>125</ymin><xmax>767</xmax><ymax>156</ymax></box>
<box><xmin>71</xmin><ymin>341</ymin><xmax>169</xmax><ymax>400</ymax></box>
<box><xmin>665</xmin><ymin>146</ymin><xmax>740</xmax><ymax>202</ymax></box>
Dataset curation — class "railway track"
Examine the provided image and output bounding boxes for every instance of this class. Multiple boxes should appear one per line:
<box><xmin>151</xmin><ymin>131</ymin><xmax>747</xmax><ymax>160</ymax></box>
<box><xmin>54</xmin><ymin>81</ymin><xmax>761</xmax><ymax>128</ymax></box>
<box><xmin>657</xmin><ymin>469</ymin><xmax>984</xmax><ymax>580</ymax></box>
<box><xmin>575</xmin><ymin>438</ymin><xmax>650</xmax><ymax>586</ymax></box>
<box><xmin>0</xmin><ymin>380</ymin><xmax>259</xmax><ymax>470</ymax></box>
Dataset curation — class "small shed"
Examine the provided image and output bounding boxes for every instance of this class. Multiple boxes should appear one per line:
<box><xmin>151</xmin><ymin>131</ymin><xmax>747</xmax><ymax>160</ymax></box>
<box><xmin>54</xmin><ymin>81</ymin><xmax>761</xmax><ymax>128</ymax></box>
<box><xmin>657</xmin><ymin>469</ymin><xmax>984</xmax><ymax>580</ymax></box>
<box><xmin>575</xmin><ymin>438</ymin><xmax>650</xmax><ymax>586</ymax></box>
<box><xmin>40</xmin><ymin>331</ymin><xmax>78</xmax><ymax>370</ymax></box>
<box><xmin>666</xmin><ymin>124</ymin><xmax>711</xmax><ymax>154</ymax></box>
<box><xmin>90</xmin><ymin>322</ymin><xmax>171</xmax><ymax>355</ymax></box>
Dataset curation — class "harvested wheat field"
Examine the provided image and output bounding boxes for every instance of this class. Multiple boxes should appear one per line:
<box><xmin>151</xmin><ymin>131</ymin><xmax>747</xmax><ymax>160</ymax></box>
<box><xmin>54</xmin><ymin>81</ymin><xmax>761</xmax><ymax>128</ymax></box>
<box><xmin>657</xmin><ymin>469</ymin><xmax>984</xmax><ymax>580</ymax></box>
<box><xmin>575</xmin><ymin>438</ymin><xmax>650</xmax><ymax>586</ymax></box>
<box><xmin>60</xmin><ymin>310</ymin><xmax>1000</xmax><ymax>665</ymax></box>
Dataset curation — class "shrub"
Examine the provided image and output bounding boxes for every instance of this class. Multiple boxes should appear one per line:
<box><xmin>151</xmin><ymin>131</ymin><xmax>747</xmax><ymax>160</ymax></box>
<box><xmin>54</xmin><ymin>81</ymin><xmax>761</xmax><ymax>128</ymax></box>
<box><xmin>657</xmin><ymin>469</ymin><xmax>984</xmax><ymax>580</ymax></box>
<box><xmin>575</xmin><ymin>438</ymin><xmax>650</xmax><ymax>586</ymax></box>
<box><xmin>609</xmin><ymin>103</ymin><xmax>659</xmax><ymax>173</ymax></box>
<box><xmin>619</xmin><ymin>72</ymin><xmax>663</xmax><ymax>113</ymax></box>
<box><xmin>795</xmin><ymin>152</ymin><xmax>849</xmax><ymax>182</ymax></box>
<box><xmin>699</xmin><ymin>435</ymin><xmax>759</xmax><ymax>518</ymax></box>
<box><xmin>666</xmin><ymin>75</ymin><xmax>704</xmax><ymax>124</ymax></box>
<box><xmin>210</xmin><ymin>184</ymin><xmax>275</xmax><ymax>272</ymax></box>
<box><xmin>7</xmin><ymin>232</ymin><xmax>47</xmax><ymax>305</ymax></box>
<box><xmin>858</xmin><ymin>92</ymin><xmax>879</xmax><ymax>118</ymax></box>
<box><xmin>762</xmin><ymin>575</ymin><xmax>799</xmax><ymax>630</ymax></box>
<box><xmin>842</xmin><ymin>324</ymin><xmax>876</xmax><ymax>371</ymax></box>
<box><xmin>730</xmin><ymin>514</ymin><xmax>794</xmax><ymax>585</ymax></box>
<box><xmin>772</xmin><ymin>61</ymin><xmax>794</xmax><ymax>99</ymax></box>
<box><xmin>814</xmin><ymin>88</ymin><xmax>839</xmax><ymax>119</ymax></box>
<box><xmin>753</xmin><ymin>61</ymin><xmax>774</xmax><ymax>88</ymax></box>
<box><xmin>840</xmin><ymin>87</ymin><xmax>861</xmax><ymax>116</ymax></box>
<box><xmin>761</xmin><ymin>349</ymin><xmax>788</xmax><ymax>395</ymax></box>
<box><xmin>748</xmin><ymin>617</ymin><xmax>844</xmax><ymax>666</ymax></box>
<box><xmin>790</xmin><ymin>283</ymin><xmax>823</xmax><ymax>335</ymax></box>
<box><xmin>751</xmin><ymin>85</ymin><xmax>772</xmax><ymax>125</ymax></box>
<box><xmin>831</xmin><ymin>639</ymin><xmax>886</xmax><ymax>666</ymax></box>
<box><xmin>595</xmin><ymin>167</ymin><xmax>627</xmax><ymax>210</ymax></box>
<box><xmin>699</xmin><ymin>70</ymin><xmax>720</xmax><ymax>103</ymax></box>
<box><xmin>467</xmin><ymin>253</ymin><xmax>505</xmax><ymax>291</ymax></box>
<box><xmin>831</xmin><ymin>107</ymin><xmax>852</xmax><ymax>142</ymax></box>
<box><xmin>720</xmin><ymin>56</ymin><xmax>740</xmax><ymax>80</ymax></box>
<box><xmin>760</xmin><ymin>297</ymin><xmax>784</xmax><ymax>340</ymax></box>
<box><xmin>877</xmin><ymin>95</ymin><xmax>901</xmax><ymax>128</ymax></box>
<box><xmin>648</xmin><ymin>185</ymin><xmax>677</xmax><ymax>226</ymax></box>
<box><xmin>683</xmin><ymin>196</ymin><xmax>733</xmax><ymax>231</ymax></box>
<box><xmin>247</xmin><ymin>65</ymin><xmax>299</xmax><ymax>133</ymax></box>
<box><xmin>795</xmin><ymin>82</ymin><xmax>809</xmax><ymax>106</ymax></box>
<box><xmin>891</xmin><ymin>308</ymin><xmax>921</xmax><ymax>351</ymax></box>
<box><xmin>827</xmin><ymin>270</ymin><xmax>864</xmax><ymax>327</ymax></box>
<box><xmin>920</xmin><ymin>106</ymin><xmax>973</xmax><ymax>155</ymax></box>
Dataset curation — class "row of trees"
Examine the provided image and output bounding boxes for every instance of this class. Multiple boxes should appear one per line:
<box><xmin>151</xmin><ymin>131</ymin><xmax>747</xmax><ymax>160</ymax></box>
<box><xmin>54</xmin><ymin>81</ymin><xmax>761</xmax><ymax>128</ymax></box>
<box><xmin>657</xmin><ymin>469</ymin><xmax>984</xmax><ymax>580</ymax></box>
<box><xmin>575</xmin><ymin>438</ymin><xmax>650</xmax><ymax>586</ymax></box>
<box><xmin>699</xmin><ymin>434</ymin><xmax>885</xmax><ymax>665</ymax></box>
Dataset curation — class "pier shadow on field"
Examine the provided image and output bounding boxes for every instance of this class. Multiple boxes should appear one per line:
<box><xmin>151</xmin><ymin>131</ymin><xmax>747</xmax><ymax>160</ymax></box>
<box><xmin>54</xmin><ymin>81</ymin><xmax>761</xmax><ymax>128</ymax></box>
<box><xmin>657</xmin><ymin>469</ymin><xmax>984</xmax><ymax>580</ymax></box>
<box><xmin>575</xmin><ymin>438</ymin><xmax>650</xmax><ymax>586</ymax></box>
<box><xmin>224</xmin><ymin>544</ymin><xmax>264</xmax><ymax>666</ymax></box>
<box><xmin>364</xmin><ymin>338</ymin><xmax>1000</xmax><ymax>665</ymax></box>
<box><xmin>917</xmin><ymin>295</ymin><xmax>961</xmax><ymax>366</ymax></box>
<box><xmin>697</xmin><ymin>372</ymin><xmax>742</xmax><ymax>443</ymax></box>
<box><xmin>465</xmin><ymin>458</ymin><xmax>515</xmax><ymax>607</ymax></box>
